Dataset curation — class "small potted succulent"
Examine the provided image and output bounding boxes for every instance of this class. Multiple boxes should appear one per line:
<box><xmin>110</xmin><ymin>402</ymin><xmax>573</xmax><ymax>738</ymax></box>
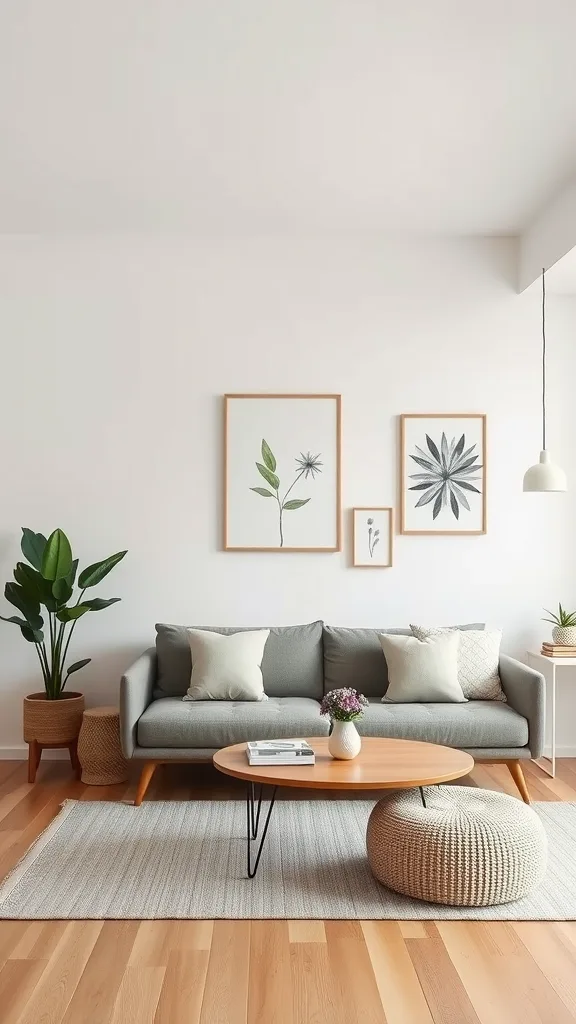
<box><xmin>1</xmin><ymin>528</ymin><xmax>126</xmax><ymax>773</ymax></box>
<box><xmin>542</xmin><ymin>603</ymin><xmax>576</xmax><ymax>646</ymax></box>
<box><xmin>320</xmin><ymin>687</ymin><xmax>369</xmax><ymax>760</ymax></box>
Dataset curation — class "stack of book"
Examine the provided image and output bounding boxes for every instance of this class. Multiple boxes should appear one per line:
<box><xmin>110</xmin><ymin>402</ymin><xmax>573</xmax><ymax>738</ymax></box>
<box><xmin>246</xmin><ymin>740</ymin><xmax>315</xmax><ymax>766</ymax></box>
<box><xmin>541</xmin><ymin>642</ymin><xmax>576</xmax><ymax>658</ymax></box>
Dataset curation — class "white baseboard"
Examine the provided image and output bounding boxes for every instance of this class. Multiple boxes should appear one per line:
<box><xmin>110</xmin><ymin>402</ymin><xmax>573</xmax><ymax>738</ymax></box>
<box><xmin>0</xmin><ymin>746</ymin><xmax>69</xmax><ymax>760</ymax></box>
<box><xmin>543</xmin><ymin>745</ymin><xmax>576</xmax><ymax>758</ymax></box>
<box><xmin>1</xmin><ymin>744</ymin><xmax>575</xmax><ymax>761</ymax></box>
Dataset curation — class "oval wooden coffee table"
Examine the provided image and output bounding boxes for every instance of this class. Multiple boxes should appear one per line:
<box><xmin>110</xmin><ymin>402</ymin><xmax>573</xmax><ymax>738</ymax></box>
<box><xmin>213</xmin><ymin>737</ymin><xmax>474</xmax><ymax>877</ymax></box>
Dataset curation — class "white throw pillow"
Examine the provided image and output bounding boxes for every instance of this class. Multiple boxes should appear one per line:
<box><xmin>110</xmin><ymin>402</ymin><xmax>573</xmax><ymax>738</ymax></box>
<box><xmin>378</xmin><ymin>632</ymin><xmax>466</xmax><ymax>703</ymax></box>
<box><xmin>184</xmin><ymin>629</ymin><xmax>270</xmax><ymax>702</ymax></box>
<box><xmin>410</xmin><ymin>625</ymin><xmax>506</xmax><ymax>701</ymax></box>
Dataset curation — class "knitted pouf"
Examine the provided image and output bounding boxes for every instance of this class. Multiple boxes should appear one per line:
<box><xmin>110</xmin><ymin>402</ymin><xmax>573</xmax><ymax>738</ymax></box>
<box><xmin>367</xmin><ymin>785</ymin><xmax>547</xmax><ymax>907</ymax></box>
<box><xmin>77</xmin><ymin>706</ymin><xmax>129</xmax><ymax>786</ymax></box>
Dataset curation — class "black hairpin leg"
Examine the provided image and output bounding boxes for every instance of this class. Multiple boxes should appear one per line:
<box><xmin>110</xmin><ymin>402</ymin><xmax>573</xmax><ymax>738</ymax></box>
<box><xmin>419</xmin><ymin>786</ymin><xmax>427</xmax><ymax>808</ymax></box>
<box><xmin>246</xmin><ymin>783</ymin><xmax>277</xmax><ymax>878</ymax></box>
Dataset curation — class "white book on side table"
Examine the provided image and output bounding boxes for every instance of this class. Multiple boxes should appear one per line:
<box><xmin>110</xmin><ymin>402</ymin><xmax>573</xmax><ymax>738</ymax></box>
<box><xmin>246</xmin><ymin>740</ymin><xmax>315</xmax><ymax>766</ymax></box>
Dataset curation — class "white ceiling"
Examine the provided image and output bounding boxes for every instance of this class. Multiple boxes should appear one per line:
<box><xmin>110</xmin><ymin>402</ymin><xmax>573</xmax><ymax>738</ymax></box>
<box><xmin>1</xmin><ymin>0</ymin><xmax>576</xmax><ymax>233</ymax></box>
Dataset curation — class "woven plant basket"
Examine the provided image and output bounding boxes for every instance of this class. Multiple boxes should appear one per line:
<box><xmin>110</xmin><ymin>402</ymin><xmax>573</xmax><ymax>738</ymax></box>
<box><xmin>23</xmin><ymin>692</ymin><xmax>85</xmax><ymax>745</ymax></box>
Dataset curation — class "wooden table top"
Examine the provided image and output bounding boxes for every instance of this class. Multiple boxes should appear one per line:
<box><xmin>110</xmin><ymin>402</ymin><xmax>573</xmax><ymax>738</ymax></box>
<box><xmin>212</xmin><ymin>737</ymin><xmax>474</xmax><ymax>790</ymax></box>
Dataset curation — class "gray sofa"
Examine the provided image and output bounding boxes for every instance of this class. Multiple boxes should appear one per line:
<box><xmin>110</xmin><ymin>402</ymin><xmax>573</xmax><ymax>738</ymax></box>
<box><xmin>119</xmin><ymin>620</ymin><xmax>544</xmax><ymax>805</ymax></box>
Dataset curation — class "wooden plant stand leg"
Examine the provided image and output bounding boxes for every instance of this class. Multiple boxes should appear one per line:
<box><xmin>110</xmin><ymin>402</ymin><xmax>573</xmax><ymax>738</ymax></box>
<box><xmin>28</xmin><ymin>740</ymin><xmax>42</xmax><ymax>784</ymax></box>
<box><xmin>505</xmin><ymin>760</ymin><xmax>531</xmax><ymax>804</ymax></box>
<box><xmin>134</xmin><ymin>761</ymin><xmax>158</xmax><ymax>806</ymax></box>
<box><xmin>68</xmin><ymin>739</ymin><xmax>81</xmax><ymax>780</ymax></box>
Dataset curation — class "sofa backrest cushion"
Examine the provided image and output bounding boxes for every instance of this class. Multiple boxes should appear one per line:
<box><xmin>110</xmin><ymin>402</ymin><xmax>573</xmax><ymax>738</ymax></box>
<box><xmin>322</xmin><ymin>624</ymin><xmax>484</xmax><ymax>698</ymax></box>
<box><xmin>155</xmin><ymin>620</ymin><xmax>324</xmax><ymax>700</ymax></box>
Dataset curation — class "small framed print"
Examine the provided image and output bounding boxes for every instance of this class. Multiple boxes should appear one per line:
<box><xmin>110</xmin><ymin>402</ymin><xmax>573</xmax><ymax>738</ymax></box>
<box><xmin>400</xmin><ymin>414</ymin><xmax>487</xmax><ymax>535</ymax></box>
<box><xmin>352</xmin><ymin>507</ymin><xmax>393</xmax><ymax>567</ymax></box>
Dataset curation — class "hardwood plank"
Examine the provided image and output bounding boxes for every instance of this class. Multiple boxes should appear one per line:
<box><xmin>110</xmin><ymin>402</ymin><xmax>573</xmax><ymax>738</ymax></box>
<box><xmin>154</xmin><ymin>949</ymin><xmax>209</xmax><ymax>1024</ymax></box>
<box><xmin>361</xmin><ymin>921</ymin><xmax>433</xmax><ymax>1024</ymax></box>
<box><xmin>16</xmin><ymin>921</ymin><xmax>102</xmax><ymax>1024</ymax></box>
<box><xmin>406</xmin><ymin>926</ymin><xmax>482</xmax><ymax>1024</ymax></box>
<box><xmin>289</xmin><ymin>942</ymin><xmax>341</xmax><ymax>1024</ymax></box>
<box><xmin>199</xmin><ymin>921</ymin><xmax>250</xmax><ymax>1024</ymax></box>
<box><xmin>61</xmin><ymin>921</ymin><xmax>140</xmax><ymax>1024</ymax></box>
<box><xmin>288</xmin><ymin>921</ymin><xmax>326</xmax><ymax>944</ymax></box>
<box><xmin>436</xmin><ymin>922</ymin><xmax>525</xmax><ymax>1024</ymax></box>
<box><xmin>399</xmin><ymin>922</ymin><xmax>428</xmax><ymax>939</ymax></box>
<box><xmin>0</xmin><ymin>923</ymin><xmax>34</xmax><ymax>966</ymax></box>
<box><xmin>110</xmin><ymin>966</ymin><xmax>165</xmax><ymax>1024</ymax></box>
<box><xmin>325</xmin><ymin>928</ymin><xmax>387</xmax><ymax>1024</ymax></box>
<box><xmin>513</xmin><ymin>922</ymin><xmax>576</xmax><ymax>1016</ymax></box>
<box><xmin>248</xmin><ymin>921</ymin><xmax>293</xmax><ymax>1024</ymax></box>
<box><xmin>129</xmin><ymin>920</ymin><xmax>213</xmax><ymax>966</ymax></box>
<box><xmin>0</xmin><ymin>958</ymin><xmax>48</xmax><ymax>1024</ymax></box>
<box><xmin>18</xmin><ymin>921</ymin><xmax>69</xmax><ymax>961</ymax></box>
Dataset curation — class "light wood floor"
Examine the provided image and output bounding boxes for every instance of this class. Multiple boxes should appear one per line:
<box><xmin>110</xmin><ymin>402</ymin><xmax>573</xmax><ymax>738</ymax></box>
<box><xmin>0</xmin><ymin>757</ymin><xmax>575</xmax><ymax>1024</ymax></box>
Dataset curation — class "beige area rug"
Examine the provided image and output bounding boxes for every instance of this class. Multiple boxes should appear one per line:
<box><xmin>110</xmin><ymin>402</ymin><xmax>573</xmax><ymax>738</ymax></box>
<box><xmin>0</xmin><ymin>798</ymin><xmax>574</xmax><ymax>920</ymax></box>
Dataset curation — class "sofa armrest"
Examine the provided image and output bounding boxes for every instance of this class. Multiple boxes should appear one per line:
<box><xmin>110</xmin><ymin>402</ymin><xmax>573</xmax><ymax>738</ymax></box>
<box><xmin>499</xmin><ymin>654</ymin><xmax>545</xmax><ymax>758</ymax></box>
<box><xmin>120</xmin><ymin>648</ymin><xmax>157</xmax><ymax>758</ymax></box>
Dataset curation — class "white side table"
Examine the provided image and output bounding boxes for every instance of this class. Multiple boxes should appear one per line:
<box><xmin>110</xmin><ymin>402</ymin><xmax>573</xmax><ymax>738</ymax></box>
<box><xmin>527</xmin><ymin>650</ymin><xmax>576</xmax><ymax>778</ymax></box>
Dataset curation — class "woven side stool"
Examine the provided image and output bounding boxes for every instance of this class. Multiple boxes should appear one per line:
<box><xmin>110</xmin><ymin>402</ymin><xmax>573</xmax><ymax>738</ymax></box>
<box><xmin>77</xmin><ymin>706</ymin><xmax>129</xmax><ymax>786</ymax></box>
<box><xmin>367</xmin><ymin>785</ymin><xmax>547</xmax><ymax>907</ymax></box>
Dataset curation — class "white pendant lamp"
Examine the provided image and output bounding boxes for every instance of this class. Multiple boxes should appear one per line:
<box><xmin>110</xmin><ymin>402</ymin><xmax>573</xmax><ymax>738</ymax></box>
<box><xmin>523</xmin><ymin>268</ymin><xmax>567</xmax><ymax>492</ymax></box>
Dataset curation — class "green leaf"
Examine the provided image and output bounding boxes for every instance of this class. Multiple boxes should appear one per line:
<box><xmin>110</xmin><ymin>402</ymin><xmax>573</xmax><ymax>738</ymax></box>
<box><xmin>20</xmin><ymin>529</ymin><xmax>47</xmax><ymax>571</ymax></box>
<box><xmin>282</xmin><ymin>498</ymin><xmax>311</xmax><ymax>510</ymax></box>
<box><xmin>0</xmin><ymin>614</ymin><xmax>29</xmax><ymax>628</ymax></box>
<box><xmin>13</xmin><ymin>563</ymin><xmax>57</xmax><ymax>611</ymax></box>
<box><xmin>81</xmin><ymin>597</ymin><xmax>121</xmax><ymax>611</ymax></box>
<box><xmin>65</xmin><ymin>658</ymin><xmax>91</xmax><ymax>678</ymax></box>
<box><xmin>250</xmin><ymin>487</ymin><xmax>274</xmax><ymax>497</ymax></box>
<box><xmin>41</xmin><ymin>529</ymin><xmax>73</xmax><ymax>581</ymax></box>
<box><xmin>20</xmin><ymin>624</ymin><xmax>44</xmax><ymax>643</ymax></box>
<box><xmin>256</xmin><ymin>463</ymin><xmax>279</xmax><ymax>490</ymax></box>
<box><xmin>261</xmin><ymin>439</ymin><xmax>277</xmax><ymax>473</ymax></box>
<box><xmin>4</xmin><ymin>583</ymin><xmax>42</xmax><ymax>628</ymax></box>
<box><xmin>67</xmin><ymin>559</ymin><xmax>79</xmax><ymax>588</ymax></box>
<box><xmin>56</xmin><ymin>605</ymin><xmax>91</xmax><ymax>622</ymax></box>
<box><xmin>78</xmin><ymin>550</ymin><xmax>127</xmax><ymax>589</ymax></box>
<box><xmin>52</xmin><ymin>577</ymin><xmax>73</xmax><ymax>605</ymax></box>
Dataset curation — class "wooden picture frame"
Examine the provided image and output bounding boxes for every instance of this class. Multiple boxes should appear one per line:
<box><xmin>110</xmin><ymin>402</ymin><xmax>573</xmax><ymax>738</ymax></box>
<box><xmin>224</xmin><ymin>394</ymin><xmax>342</xmax><ymax>551</ymax></box>
<box><xmin>352</xmin><ymin>507</ymin><xmax>393</xmax><ymax>567</ymax></box>
<box><xmin>400</xmin><ymin>413</ymin><xmax>487</xmax><ymax>535</ymax></box>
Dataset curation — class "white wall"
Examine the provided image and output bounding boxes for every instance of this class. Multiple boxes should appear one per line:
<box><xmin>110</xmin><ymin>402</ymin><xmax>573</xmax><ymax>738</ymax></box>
<box><xmin>1</xmin><ymin>235</ymin><xmax>575</xmax><ymax>753</ymax></box>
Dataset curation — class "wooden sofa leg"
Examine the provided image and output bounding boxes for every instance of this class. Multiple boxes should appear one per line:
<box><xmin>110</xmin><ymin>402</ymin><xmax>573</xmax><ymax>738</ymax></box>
<box><xmin>505</xmin><ymin>760</ymin><xmax>531</xmax><ymax>804</ymax></box>
<box><xmin>134</xmin><ymin>762</ymin><xmax>158</xmax><ymax>806</ymax></box>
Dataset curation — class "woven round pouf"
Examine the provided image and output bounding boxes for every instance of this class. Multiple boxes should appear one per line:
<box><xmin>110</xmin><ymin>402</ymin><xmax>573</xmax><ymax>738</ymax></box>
<box><xmin>77</xmin><ymin>706</ymin><xmax>129</xmax><ymax>786</ymax></box>
<box><xmin>367</xmin><ymin>786</ymin><xmax>547</xmax><ymax>907</ymax></box>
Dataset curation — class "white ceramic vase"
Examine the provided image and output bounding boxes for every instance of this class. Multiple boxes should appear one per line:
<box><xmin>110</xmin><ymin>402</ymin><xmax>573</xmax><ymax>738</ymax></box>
<box><xmin>328</xmin><ymin>720</ymin><xmax>362</xmax><ymax>760</ymax></box>
<box><xmin>552</xmin><ymin>625</ymin><xmax>576</xmax><ymax>646</ymax></box>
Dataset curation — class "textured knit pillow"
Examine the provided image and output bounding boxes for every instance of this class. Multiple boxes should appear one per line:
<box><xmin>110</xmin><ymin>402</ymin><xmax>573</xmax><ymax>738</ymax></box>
<box><xmin>184</xmin><ymin>628</ymin><xmax>270</xmax><ymax>701</ymax></box>
<box><xmin>410</xmin><ymin>625</ymin><xmax>506</xmax><ymax>701</ymax></box>
<box><xmin>378</xmin><ymin>632</ymin><xmax>466</xmax><ymax>703</ymax></box>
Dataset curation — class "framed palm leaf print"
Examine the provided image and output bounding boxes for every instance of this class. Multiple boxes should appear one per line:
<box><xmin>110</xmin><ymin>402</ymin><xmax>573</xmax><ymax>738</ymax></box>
<box><xmin>400</xmin><ymin>414</ymin><xmax>487</xmax><ymax>535</ymax></box>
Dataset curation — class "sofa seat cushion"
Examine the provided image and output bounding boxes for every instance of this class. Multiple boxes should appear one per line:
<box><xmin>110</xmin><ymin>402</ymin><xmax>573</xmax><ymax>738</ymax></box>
<box><xmin>137</xmin><ymin>696</ymin><xmax>329</xmax><ymax>750</ymax></box>
<box><xmin>356</xmin><ymin>700</ymin><xmax>528</xmax><ymax>749</ymax></box>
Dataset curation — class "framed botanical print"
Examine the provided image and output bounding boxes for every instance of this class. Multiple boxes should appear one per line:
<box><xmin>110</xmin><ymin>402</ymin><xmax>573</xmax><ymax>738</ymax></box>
<box><xmin>224</xmin><ymin>394</ymin><xmax>342</xmax><ymax>551</ymax></box>
<box><xmin>400</xmin><ymin>414</ymin><xmax>486</xmax><ymax>535</ymax></box>
<box><xmin>352</xmin><ymin>507</ymin><xmax>393</xmax><ymax>567</ymax></box>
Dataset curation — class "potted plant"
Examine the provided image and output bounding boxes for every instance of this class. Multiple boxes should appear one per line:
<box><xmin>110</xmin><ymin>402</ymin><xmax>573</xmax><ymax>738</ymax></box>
<box><xmin>320</xmin><ymin>687</ymin><xmax>369</xmax><ymax>760</ymax></box>
<box><xmin>543</xmin><ymin>603</ymin><xmax>576</xmax><ymax>646</ymax></box>
<box><xmin>1</xmin><ymin>528</ymin><xmax>126</xmax><ymax>767</ymax></box>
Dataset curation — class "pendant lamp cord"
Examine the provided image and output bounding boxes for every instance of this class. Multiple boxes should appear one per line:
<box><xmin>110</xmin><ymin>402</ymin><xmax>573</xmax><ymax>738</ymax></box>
<box><xmin>542</xmin><ymin>266</ymin><xmax>546</xmax><ymax>451</ymax></box>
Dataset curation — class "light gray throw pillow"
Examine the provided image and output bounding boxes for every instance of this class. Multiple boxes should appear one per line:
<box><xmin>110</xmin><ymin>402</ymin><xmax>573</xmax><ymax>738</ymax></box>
<box><xmin>378</xmin><ymin>632</ymin><xmax>467</xmax><ymax>703</ymax></box>
<box><xmin>410</xmin><ymin>625</ymin><xmax>506</xmax><ymax>701</ymax></box>
<box><xmin>184</xmin><ymin>628</ymin><xmax>270</xmax><ymax>702</ymax></box>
